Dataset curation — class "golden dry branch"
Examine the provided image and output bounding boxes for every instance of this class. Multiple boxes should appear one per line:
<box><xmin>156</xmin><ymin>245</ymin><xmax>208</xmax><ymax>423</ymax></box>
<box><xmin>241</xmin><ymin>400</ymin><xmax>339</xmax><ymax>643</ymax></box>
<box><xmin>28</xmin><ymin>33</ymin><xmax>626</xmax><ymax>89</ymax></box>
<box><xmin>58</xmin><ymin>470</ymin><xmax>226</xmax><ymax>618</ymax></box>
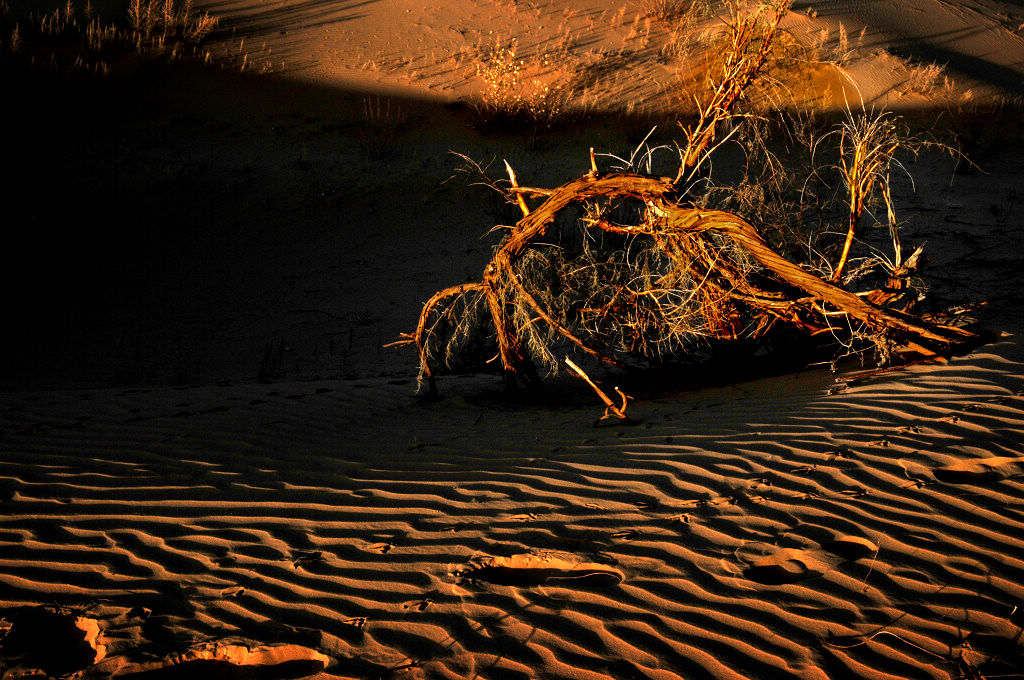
<box><xmin>400</xmin><ymin>169</ymin><xmax>973</xmax><ymax>391</ymax></box>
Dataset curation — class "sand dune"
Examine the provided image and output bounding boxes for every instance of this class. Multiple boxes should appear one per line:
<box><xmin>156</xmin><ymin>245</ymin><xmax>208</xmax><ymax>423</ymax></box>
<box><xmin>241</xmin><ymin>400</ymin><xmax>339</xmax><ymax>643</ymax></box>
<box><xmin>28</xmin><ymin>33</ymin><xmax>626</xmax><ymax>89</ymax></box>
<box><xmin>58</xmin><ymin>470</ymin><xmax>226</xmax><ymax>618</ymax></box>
<box><xmin>191</xmin><ymin>0</ymin><xmax>1024</xmax><ymax>109</ymax></box>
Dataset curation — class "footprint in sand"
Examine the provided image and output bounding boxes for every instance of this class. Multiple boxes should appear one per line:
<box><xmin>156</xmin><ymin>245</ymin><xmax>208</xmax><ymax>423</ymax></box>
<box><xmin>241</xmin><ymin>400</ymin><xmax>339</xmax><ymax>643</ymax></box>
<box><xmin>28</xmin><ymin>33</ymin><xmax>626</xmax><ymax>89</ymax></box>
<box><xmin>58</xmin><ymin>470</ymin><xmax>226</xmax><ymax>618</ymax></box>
<box><xmin>933</xmin><ymin>455</ymin><xmax>1024</xmax><ymax>484</ymax></box>
<box><xmin>332</xmin><ymin>617</ymin><xmax>366</xmax><ymax>643</ymax></box>
<box><xmin>458</xmin><ymin>553</ymin><xmax>624</xmax><ymax>588</ymax></box>
<box><xmin>610</xmin><ymin>529</ymin><xmax>640</xmax><ymax>541</ymax></box>
<box><xmin>736</xmin><ymin>543</ymin><xmax>831</xmax><ymax>585</ymax></box>
<box><xmin>402</xmin><ymin>597</ymin><xmax>434</xmax><ymax>611</ymax></box>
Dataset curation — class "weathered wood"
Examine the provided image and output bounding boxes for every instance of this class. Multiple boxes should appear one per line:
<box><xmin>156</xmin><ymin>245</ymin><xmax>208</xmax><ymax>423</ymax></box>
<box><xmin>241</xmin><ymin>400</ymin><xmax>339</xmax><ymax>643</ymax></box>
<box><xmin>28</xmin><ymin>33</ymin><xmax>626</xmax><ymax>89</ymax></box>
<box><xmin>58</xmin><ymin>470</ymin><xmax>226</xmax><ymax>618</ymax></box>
<box><xmin>655</xmin><ymin>204</ymin><xmax>962</xmax><ymax>349</ymax></box>
<box><xmin>402</xmin><ymin>172</ymin><xmax>972</xmax><ymax>386</ymax></box>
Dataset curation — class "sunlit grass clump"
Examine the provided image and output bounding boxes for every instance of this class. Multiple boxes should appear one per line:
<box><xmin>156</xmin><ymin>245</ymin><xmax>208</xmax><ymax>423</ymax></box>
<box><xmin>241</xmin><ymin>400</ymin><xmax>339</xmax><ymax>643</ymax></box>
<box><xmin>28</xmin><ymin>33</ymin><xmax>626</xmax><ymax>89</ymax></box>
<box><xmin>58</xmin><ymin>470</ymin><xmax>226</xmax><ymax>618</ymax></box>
<box><xmin>470</xmin><ymin>38</ymin><xmax>569</xmax><ymax>129</ymax></box>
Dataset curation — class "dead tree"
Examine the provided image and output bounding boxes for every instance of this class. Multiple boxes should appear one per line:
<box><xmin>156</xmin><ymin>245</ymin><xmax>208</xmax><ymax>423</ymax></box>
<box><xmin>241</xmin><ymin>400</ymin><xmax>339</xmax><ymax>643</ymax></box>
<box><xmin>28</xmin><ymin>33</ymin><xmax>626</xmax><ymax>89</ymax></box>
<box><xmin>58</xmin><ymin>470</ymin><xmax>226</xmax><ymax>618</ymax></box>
<box><xmin>391</xmin><ymin>0</ymin><xmax>977</xmax><ymax>393</ymax></box>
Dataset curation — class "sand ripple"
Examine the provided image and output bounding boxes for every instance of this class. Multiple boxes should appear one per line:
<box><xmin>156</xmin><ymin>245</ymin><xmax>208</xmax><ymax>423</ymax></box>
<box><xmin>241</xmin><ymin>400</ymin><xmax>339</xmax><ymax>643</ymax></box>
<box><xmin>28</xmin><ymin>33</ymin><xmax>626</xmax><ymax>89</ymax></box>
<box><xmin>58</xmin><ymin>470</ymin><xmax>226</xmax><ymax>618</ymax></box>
<box><xmin>2</xmin><ymin>346</ymin><xmax>1024</xmax><ymax>678</ymax></box>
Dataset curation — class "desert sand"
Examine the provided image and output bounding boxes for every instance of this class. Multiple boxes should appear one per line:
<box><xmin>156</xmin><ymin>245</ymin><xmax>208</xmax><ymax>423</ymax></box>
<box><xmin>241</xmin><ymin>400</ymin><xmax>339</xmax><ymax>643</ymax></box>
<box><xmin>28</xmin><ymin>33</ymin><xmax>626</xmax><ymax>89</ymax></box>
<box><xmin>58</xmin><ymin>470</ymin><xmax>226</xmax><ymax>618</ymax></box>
<box><xmin>3</xmin><ymin>0</ymin><xmax>1024</xmax><ymax>678</ymax></box>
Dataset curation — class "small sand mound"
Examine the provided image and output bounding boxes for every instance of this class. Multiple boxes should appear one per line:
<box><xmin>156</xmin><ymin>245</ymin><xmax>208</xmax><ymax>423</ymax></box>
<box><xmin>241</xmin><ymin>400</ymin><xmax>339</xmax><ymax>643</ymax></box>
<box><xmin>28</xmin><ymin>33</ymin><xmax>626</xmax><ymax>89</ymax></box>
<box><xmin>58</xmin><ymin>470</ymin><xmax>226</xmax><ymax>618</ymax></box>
<box><xmin>459</xmin><ymin>553</ymin><xmax>624</xmax><ymax>587</ymax></box>
<box><xmin>933</xmin><ymin>455</ymin><xmax>1024</xmax><ymax>484</ymax></box>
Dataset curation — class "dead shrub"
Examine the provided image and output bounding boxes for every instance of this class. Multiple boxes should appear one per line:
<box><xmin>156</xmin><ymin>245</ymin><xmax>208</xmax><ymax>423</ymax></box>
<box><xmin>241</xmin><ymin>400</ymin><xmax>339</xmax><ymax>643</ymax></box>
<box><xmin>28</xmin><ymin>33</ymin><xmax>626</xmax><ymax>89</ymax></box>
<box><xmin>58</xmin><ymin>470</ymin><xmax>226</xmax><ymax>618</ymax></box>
<box><xmin>392</xmin><ymin>0</ymin><xmax>979</xmax><ymax>394</ymax></box>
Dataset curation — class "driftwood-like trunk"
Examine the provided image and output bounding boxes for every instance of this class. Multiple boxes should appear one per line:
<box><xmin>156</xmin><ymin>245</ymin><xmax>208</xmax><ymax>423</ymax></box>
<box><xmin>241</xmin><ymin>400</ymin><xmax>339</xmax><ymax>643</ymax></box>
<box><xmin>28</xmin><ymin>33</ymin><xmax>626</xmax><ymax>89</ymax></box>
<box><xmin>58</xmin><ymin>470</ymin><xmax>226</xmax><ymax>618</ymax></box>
<box><xmin>395</xmin><ymin>172</ymin><xmax>973</xmax><ymax>391</ymax></box>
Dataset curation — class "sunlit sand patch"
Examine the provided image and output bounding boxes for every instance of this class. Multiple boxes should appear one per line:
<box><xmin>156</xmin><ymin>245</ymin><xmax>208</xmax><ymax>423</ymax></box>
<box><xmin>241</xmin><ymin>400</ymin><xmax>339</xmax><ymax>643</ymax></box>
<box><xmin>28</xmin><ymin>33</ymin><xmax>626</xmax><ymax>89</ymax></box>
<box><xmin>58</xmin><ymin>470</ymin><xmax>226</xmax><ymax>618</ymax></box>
<box><xmin>0</xmin><ymin>608</ymin><xmax>106</xmax><ymax>675</ymax></box>
<box><xmin>94</xmin><ymin>639</ymin><xmax>330</xmax><ymax>678</ymax></box>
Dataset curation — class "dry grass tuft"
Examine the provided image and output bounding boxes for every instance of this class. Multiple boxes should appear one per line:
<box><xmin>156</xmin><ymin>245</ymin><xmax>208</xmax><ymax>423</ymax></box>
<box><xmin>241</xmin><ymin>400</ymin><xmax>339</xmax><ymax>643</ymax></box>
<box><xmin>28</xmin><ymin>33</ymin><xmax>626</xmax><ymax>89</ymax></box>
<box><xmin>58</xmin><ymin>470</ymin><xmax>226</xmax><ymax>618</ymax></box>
<box><xmin>639</xmin><ymin>0</ymin><xmax>713</xmax><ymax>23</ymax></box>
<box><xmin>902</xmin><ymin>61</ymin><xmax>946</xmax><ymax>95</ymax></box>
<box><xmin>470</xmin><ymin>38</ymin><xmax>569</xmax><ymax>128</ymax></box>
<box><xmin>128</xmin><ymin>0</ymin><xmax>218</xmax><ymax>46</ymax></box>
<box><xmin>828</xmin><ymin>109</ymin><xmax>906</xmax><ymax>281</ymax></box>
<box><xmin>1</xmin><ymin>0</ymin><xmax>218</xmax><ymax>74</ymax></box>
<box><xmin>474</xmin><ymin>39</ymin><xmax>527</xmax><ymax>113</ymax></box>
<box><xmin>807</xmin><ymin>22</ymin><xmax>865</xmax><ymax>67</ymax></box>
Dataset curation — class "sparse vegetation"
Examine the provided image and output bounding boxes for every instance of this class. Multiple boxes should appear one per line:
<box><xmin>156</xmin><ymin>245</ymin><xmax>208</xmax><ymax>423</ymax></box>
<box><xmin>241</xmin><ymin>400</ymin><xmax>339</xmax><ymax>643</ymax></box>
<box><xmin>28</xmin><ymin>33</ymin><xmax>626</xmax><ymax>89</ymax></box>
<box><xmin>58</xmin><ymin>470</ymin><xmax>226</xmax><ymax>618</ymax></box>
<box><xmin>0</xmin><ymin>0</ymin><xmax>218</xmax><ymax>75</ymax></box>
<box><xmin>470</xmin><ymin>37</ymin><xmax>568</xmax><ymax>128</ymax></box>
<box><xmin>902</xmin><ymin>60</ymin><xmax>946</xmax><ymax>95</ymax></box>
<box><xmin>361</xmin><ymin>95</ymin><xmax>407</xmax><ymax>126</ymax></box>
<box><xmin>807</xmin><ymin>22</ymin><xmax>866</xmax><ymax>67</ymax></box>
<box><xmin>638</xmin><ymin>0</ymin><xmax>713</xmax><ymax>23</ymax></box>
